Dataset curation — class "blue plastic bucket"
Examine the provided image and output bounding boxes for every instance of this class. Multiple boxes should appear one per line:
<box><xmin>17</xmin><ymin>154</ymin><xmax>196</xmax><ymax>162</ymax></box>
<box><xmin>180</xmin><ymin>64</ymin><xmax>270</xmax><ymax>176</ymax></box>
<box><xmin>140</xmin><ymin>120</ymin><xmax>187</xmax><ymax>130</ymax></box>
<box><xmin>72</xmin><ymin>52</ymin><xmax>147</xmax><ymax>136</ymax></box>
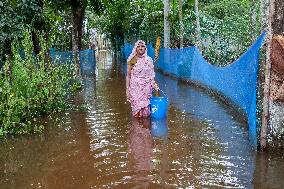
<box><xmin>150</xmin><ymin>95</ymin><xmax>169</xmax><ymax>119</ymax></box>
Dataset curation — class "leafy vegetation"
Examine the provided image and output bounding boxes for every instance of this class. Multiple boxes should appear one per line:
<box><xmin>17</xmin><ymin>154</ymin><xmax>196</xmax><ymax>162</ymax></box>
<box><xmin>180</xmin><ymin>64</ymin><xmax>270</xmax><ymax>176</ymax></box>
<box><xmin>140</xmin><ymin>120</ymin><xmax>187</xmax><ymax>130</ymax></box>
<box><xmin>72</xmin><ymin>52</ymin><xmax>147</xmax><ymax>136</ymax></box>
<box><xmin>0</xmin><ymin>31</ymin><xmax>79</xmax><ymax>137</ymax></box>
<box><xmin>1</xmin><ymin>0</ymin><xmax>262</xmax><ymax>65</ymax></box>
<box><xmin>88</xmin><ymin>0</ymin><xmax>261</xmax><ymax>65</ymax></box>
<box><xmin>200</xmin><ymin>0</ymin><xmax>261</xmax><ymax>65</ymax></box>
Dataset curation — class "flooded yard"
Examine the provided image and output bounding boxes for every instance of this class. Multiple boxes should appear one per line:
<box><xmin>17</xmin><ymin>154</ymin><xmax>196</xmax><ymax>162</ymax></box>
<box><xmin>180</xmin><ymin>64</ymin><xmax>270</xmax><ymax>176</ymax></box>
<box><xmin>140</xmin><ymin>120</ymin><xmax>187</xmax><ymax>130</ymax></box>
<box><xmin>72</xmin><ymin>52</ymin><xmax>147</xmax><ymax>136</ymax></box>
<box><xmin>0</xmin><ymin>51</ymin><xmax>283</xmax><ymax>189</ymax></box>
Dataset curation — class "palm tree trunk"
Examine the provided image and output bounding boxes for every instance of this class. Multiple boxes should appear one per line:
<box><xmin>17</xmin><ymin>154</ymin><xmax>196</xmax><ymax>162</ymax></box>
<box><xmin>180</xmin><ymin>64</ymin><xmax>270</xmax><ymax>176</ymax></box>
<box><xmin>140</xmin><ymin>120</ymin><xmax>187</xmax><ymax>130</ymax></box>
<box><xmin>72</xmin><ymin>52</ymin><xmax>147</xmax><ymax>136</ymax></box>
<box><xmin>260</xmin><ymin>0</ymin><xmax>269</xmax><ymax>31</ymax></box>
<box><xmin>178</xmin><ymin>0</ymin><xmax>184</xmax><ymax>48</ymax></box>
<box><xmin>250</xmin><ymin>0</ymin><xmax>258</xmax><ymax>40</ymax></box>
<box><xmin>195</xmin><ymin>0</ymin><xmax>201</xmax><ymax>49</ymax></box>
<box><xmin>164</xmin><ymin>0</ymin><xmax>171</xmax><ymax>48</ymax></box>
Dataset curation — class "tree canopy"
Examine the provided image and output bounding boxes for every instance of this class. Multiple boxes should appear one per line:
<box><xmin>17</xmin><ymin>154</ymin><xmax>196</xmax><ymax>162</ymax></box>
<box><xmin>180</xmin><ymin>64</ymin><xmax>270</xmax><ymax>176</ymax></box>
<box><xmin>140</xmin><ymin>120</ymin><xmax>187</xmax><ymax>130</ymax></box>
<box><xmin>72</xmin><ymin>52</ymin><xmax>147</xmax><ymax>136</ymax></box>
<box><xmin>0</xmin><ymin>0</ymin><xmax>262</xmax><ymax>65</ymax></box>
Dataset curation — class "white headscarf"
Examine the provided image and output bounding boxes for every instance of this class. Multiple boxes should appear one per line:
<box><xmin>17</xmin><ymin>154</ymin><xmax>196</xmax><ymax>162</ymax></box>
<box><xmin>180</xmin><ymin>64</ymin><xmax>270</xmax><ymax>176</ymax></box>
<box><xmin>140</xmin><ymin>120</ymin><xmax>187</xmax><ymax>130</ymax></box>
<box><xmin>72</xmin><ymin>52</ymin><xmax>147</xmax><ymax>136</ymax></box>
<box><xmin>127</xmin><ymin>40</ymin><xmax>148</xmax><ymax>63</ymax></box>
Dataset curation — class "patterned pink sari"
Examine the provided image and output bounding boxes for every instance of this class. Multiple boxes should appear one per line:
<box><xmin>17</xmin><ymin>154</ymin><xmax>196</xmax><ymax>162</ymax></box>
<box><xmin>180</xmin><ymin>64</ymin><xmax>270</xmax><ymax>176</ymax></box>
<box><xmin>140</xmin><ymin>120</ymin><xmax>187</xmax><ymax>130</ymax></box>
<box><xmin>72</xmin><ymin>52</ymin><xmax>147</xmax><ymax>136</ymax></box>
<box><xmin>126</xmin><ymin>40</ymin><xmax>155</xmax><ymax>117</ymax></box>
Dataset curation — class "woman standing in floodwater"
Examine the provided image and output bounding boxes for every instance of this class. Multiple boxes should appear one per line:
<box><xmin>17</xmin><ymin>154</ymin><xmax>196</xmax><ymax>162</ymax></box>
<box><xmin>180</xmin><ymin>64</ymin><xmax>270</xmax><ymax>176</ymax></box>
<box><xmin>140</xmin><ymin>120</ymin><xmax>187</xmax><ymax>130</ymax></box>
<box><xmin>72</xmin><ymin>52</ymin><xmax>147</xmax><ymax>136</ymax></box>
<box><xmin>126</xmin><ymin>40</ymin><xmax>158</xmax><ymax>118</ymax></box>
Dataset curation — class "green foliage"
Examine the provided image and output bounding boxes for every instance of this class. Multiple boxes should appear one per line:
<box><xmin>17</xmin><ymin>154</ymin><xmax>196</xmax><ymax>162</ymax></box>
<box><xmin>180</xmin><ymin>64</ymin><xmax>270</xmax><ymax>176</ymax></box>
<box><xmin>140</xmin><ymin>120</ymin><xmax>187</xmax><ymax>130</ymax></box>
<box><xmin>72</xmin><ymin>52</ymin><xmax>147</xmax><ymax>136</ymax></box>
<box><xmin>89</xmin><ymin>0</ymin><xmax>164</xmax><ymax>47</ymax></box>
<box><xmin>48</xmin><ymin>0</ymin><xmax>104</xmax><ymax>51</ymax></box>
<box><xmin>91</xmin><ymin>0</ymin><xmax>260</xmax><ymax>66</ymax></box>
<box><xmin>203</xmin><ymin>0</ymin><xmax>249</xmax><ymax>19</ymax></box>
<box><xmin>199</xmin><ymin>0</ymin><xmax>260</xmax><ymax>65</ymax></box>
<box><xmin>0</xmin><ymin>0</ymin><xmax>60</xmax><ymax>60</ymax></box>
<box><xmin>50</xmin><ymin>9</ymin><xmax>73</xmax><ymax>51</ymax></box>
<box><xmin>0</xmin><ymin>31</ymin><xmax>79</xmax><ymax>137</ymax></box>
<box><xmin>88</xmin><ymin>0</ymin><xmax>104</xmax><ymax>15</ymax></box>
<box><xmin>131</xmin><ymin>0</ymin><xmax>164</xmax><ymax>43</ymax></box>
<box><xmin>0</xmin><ymin>0</ymin><xmax>24</xmax><ymax>60</ymax></box>
<box><xmin>1</xmin><ymin>0</ymin><xmax>260</xmax><ymax>66</ymax></box>
<box><xmin>92</xmin><ymin>0</ymin><xmax>131</xmax><ymax>50</ymax></box>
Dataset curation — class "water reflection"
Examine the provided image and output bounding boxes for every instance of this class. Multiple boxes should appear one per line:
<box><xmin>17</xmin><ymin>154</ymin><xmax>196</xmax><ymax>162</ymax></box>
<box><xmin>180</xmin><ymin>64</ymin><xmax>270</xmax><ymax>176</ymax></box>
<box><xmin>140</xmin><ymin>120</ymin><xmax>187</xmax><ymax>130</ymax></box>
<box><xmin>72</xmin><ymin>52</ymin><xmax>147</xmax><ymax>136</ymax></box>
<box><xmin>127</xmin><ymin>117</ymin><xmax>171</xmax><ymax>188</ymax></box>
<box><xmin>151</xmin><ymin>119</ymin><xmax>168</xmax><ymax>139</ymax></box>
<box><xmin>82</xmin><ymin>76</ymin><xmax>96</xmax><ymax>105</ymax></box>
<box><xmin>151</xmin><ymin>118</ymin><xmax>170</xmax><ymax>187</ymax></box>
<box><xmin>128</xmin><ymin>118</ymin><xmax>153</xmax><ymax>187</ymax></box>
<box><xmin>253</xmin><ymin>151</ymin><xmax>284</xmax><ymax>189</ymax></box>
<box><xmin>96</xmin><ymin>50</ymin><xmax>112</xmax><ymax>70</ymax></box>
<box><xmin>0</xmin><ymin>110</ymin><xmax>93</xmax><ymax>189</ymax></box>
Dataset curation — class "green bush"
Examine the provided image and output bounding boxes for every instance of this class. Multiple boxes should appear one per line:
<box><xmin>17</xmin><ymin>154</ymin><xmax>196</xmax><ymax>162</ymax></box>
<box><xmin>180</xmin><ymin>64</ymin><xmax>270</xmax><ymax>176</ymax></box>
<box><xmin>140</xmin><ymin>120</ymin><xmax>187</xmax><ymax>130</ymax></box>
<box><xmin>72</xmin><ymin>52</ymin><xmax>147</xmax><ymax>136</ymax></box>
<box><xmin>199</xmin><ymin>0</ymin><xmax>260</xmax><ymax>65</ymax></box>
<box><xmin>0</xmin><ymin>31</ymin><xmax>80</xmax><ymax>137</ymax></box>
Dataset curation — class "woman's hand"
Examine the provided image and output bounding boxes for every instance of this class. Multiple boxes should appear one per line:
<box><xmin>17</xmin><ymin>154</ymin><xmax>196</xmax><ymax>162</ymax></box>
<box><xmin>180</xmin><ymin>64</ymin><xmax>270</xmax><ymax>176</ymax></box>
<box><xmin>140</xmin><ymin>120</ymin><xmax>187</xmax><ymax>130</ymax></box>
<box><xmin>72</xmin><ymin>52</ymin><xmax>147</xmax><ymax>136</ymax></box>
<box><xmin>153</xmin><ymin>82</ymin><xmax>159</xmax><ymax>91</ymax></box>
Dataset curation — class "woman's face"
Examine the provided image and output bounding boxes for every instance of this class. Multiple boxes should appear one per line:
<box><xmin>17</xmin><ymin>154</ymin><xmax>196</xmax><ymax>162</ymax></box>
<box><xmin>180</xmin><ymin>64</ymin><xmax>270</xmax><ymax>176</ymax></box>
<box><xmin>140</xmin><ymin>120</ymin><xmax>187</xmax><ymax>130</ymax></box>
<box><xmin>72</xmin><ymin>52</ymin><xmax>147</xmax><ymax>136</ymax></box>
<box><xmin>136</xmin><ymin>42</ymin><xmax>146</xmax><ymax>56</ymax></box>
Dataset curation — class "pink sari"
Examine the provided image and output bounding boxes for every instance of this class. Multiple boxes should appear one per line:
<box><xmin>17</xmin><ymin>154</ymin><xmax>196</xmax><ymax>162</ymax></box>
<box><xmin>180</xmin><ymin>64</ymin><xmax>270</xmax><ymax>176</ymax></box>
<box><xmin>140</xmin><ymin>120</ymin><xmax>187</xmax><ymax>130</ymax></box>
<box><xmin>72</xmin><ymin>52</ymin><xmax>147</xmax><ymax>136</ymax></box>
<box><xmin>126</xmin><ymin>40</ymin><xmax>155</xmax><ymax>117</ymax></box>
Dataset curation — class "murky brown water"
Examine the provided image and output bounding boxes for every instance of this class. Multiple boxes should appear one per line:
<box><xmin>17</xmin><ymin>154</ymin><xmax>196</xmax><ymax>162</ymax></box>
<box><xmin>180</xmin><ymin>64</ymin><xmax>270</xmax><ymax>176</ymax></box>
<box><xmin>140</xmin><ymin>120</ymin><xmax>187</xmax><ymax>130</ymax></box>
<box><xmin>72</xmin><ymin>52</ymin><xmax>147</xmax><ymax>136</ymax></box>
<box><xmin>0</xmin><ymin>51</ymin><xmax>283</xmax><ymax>189</ymax></box>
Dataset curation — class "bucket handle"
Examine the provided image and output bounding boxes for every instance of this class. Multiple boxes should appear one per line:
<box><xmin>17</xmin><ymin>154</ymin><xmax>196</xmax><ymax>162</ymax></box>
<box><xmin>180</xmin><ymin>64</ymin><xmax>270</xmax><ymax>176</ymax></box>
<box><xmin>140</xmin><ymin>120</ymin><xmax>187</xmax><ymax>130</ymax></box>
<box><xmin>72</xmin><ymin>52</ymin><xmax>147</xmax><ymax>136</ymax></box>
<box><xmin>153</xmin><ymin>88</ymin><xmax>167</xmax><ymax>97</ymax></box>
<box><xmin>159</xmin><ymin>89</ymin><xmax>167</xmax><ymax>97</ymax></box>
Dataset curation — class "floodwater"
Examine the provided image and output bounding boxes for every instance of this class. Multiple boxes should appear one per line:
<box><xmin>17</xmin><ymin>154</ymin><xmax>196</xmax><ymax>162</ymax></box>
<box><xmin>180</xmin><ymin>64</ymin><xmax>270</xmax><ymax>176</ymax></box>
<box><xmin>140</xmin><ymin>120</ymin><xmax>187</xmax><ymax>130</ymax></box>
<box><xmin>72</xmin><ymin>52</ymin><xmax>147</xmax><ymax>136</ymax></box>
<box><xmin>0</xmin><ymin>51</ymin><xmax>283</xmax><ymax>189</ymax></box>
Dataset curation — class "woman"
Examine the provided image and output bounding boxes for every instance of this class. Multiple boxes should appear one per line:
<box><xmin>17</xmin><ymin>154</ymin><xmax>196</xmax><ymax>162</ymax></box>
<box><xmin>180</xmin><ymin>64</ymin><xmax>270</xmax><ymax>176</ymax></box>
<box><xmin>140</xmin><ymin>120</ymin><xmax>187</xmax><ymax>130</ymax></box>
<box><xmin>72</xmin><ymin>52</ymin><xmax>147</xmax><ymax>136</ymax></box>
<box><xmin>126</xmin><ymin>40</ymin><xmax>158</xmax><ymax>118</ymax></box>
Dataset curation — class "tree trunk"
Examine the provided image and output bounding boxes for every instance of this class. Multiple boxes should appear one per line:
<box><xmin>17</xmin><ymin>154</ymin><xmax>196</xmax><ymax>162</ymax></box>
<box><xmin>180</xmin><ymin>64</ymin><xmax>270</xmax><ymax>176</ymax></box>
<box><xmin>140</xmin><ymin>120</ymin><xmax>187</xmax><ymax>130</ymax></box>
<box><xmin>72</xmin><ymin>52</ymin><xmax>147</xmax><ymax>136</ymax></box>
<box><xmin>71</xmin><ymin>14</ymin><xmax>80</xmax><ymax>75</ymax></box>
<box><xmin>178</xmin><ymin>0</ymin><xmax>184</xmax><ymax>48</ymax></box>
<box><xmin>44</xmin><ymin>32</ymin><xmax>51</xmax><ymax>68</ymax></box>
<box><xmin>260</xmin><ymin>0</ymin><xmax>269</xmax><ymax>31</ymax></box>
<box><xmin>71</xmin><ymin>6</ymin><xmax>85</xmax><ymax>75</ymax></box>
<box><xmin>76</xmin><ymin>8</ymin><xmax>85</xmax><ymax>50</ymax></box>
<box><xmin>195</xmin><ymin>0</ymin><xmax>201</xmax><ymax>49</ymax></box>
<box><xmin>31</xmin><ymin>31</ymin><xmax>41</xmax><ymax>55</ymax></box>
<box><xmin>261</xmin><ymin>0</ymin><xmax>284</xmax><ymax>150</ymax></box>
<box><xmin>163</xmin><ymin>0</ymin><xmax>171</xmax><ymax>48</ymax></box>
<box><xmin>250</xmin><ymin>0</ymin><xmax>258</xmax><ymax>40</ymax></box>
<box><xmin>3</xmin><ymin>39</ymin><xmax>12</xmax><ymax>77</ymax></box>
<box><xmin>260</xmin><ymin>0</ymin><xmax>275</xmax><ymax>151</ymax></box>
<box><xmin>72</xmin><ymin>6</ymin><xmax>85</xmax><ymax>51</ymax></box>
<box><xmin>272</xmin><ymin>0</ymin><xmax>284</xmax><ymax>35</ymax></box>
<box><xmin>3</xmin><ymin>39</ymin><xmax>12</xmax><ymax>59</ymax></box>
